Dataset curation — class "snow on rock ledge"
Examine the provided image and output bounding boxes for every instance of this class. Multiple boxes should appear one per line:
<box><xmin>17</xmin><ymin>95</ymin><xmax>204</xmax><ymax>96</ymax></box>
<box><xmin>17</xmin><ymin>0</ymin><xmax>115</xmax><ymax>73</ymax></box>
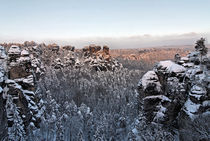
<box><xmin>156</xmin><ymin>60</ymin><xmax>186</xmax><ymax>74</ymax></box>
<box><xmin>138</xmin><ymin>47</ymin><xmax>209</xmax><ymax>124</ymax></box>
<box><xmin>139</xmin><ymin>70</ymin><xmax>161</xmax><ymax>92</ymax></box>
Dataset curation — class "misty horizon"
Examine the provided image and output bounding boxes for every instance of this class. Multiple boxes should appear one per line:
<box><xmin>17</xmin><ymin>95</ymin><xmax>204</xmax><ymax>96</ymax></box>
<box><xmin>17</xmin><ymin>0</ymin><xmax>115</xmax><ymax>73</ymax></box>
<box><xmin>1</xmin><ymin>32</ymin><xmax>209</xmax><ymax>49</ymax></box>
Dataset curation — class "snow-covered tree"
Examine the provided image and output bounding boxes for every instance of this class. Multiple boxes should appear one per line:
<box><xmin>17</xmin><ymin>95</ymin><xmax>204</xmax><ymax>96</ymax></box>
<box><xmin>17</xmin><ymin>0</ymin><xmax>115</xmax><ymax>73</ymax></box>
<box><xmin>195</xmin><ymin>37</ymin><xmax>208</xmax><ymax>61</ymax></box>
<box><xmin>7</xmin><ymin>96</ymin><xmax>26</xmax><ymax>141</ymax></box>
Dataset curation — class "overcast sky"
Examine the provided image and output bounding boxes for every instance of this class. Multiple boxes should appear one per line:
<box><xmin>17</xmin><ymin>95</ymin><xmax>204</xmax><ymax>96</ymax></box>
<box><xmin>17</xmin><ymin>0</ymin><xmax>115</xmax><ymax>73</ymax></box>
<box><xmin>0</xmin><ymin>0</ymin><xmax>209</xmax><ymax>48</ymax></box>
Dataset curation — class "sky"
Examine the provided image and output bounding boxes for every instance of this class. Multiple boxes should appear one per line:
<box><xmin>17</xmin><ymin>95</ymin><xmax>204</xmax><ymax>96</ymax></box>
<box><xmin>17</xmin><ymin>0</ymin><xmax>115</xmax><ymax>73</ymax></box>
<box><xmin>0</xmin><ymin>0</ymin><xmax>210</xmax><ymax>48</ymax></box>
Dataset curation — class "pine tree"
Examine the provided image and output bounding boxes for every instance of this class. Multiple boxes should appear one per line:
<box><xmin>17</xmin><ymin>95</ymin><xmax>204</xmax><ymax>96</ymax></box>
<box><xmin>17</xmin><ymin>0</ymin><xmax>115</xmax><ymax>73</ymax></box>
<box><xmin>195</xmin><ymin>38</ymin><xmax>208</xmax><ymax>61</ymax></box>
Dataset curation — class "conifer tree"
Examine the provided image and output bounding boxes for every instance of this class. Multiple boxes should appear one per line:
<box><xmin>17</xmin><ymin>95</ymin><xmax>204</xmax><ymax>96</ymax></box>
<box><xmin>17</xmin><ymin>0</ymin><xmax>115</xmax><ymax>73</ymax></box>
<box><xmin>195</xmin><ymin>38</ymin><xmax>208</xmax><ymax>61</ymax></box>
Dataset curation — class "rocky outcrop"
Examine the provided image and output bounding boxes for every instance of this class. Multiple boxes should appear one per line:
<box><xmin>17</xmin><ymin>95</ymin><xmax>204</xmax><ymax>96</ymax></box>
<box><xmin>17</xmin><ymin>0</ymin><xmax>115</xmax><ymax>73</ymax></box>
<box><xmin>138</xmin><ymin>45</ymin><xmax>210</xmax><ymax>125</ymax></box>
<box><xmin>51</xmin><ymin>46</ymin><xmax>76</xmax><ymax>69</ymax></box>
<box><xmin>82</xmin><ymin>44</ymin><xmax>102</xmax><ymax>56</ymax></box>
<box><xmin>51</xmin><ymin>44</ymin><xmax>122</xmax><ymax>71</ymax></box>
<box><xmin>48</xmin><ymin>43</ymin><xmax>60</xmax><ymax>53</ymax></box>
<box><xmin>0</xmin><ymin>44</ymin><xmax>44</xmax><ymax>140</ymax></box>
<box><xmin>23</xmin><ymin>41</ymin><xmax>37</xmax><ymax>47</ymax></box>
<box><xmin>62</xmin><ymin>45</ymin><xmax>75</xmax><ymax>51</ymax></box>
<box><xmin>82</xmin><ymin>45</ymin><xmax>122</xmax><ymax>71</ymax></box>
<box><xmin>0</xmin><ymin>45</ymin><xmax>8</xmax><ymax>139</ymax></box>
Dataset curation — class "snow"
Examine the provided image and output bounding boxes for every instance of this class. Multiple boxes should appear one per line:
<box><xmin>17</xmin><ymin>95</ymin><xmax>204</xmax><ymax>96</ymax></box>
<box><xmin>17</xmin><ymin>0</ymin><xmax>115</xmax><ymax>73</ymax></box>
<box><xmin>168</xmin><ymin>63</ymin><xmax>186</xmax><ymax>73</ymax></box>
<box><xmin>190</xmin><ymin>85</ymin><xmax>206</xmax><ymax>95</ymax></box>
<box><xmin>23</xmin><ymin>90</ymin><xmax>35</xmax><ymax>96</ymax></box>
<box><xmin>9</xmin><ymin>62</ymin><xmax>19</xmax><ymax>67</ymax></box>
<box><xmin>143</xmin><ymin>95</ymin><xmax>171</xmax><ymax>102</ymax></box>
<box><xmin>23</xmin><ymin>75</ymin><xmax>34</xmax><ymax>85</ymax></box>
<box><xmin>154</xmin><ymin>105</ymin><xmax>166</xmax><ymax>121</ymax></box>
<box><xmin>132</xmin><ymin>128</ymin><xmax>138</xmax><ymax>134</ymax></box>
<box><xmin>187</xmin><ymin>51</ymin><xmax>199</xmax><ymax>57</ymax></box>
<box><xmin>157</xmin><ymin>60</ymin><xmax>186</xmax><ymax>73</ymax></box>
<box><xmin>178</xmin><ymin>60</ymin><xmax>185</xmax><ymax>64</ymax></box>
<box><xmin>29</xmin><ymin>104</ymin><xmax>38</xmax><ymax>110</ymax></box>
<box><xmin>181</xmin><ymin>57</ymin><xmax>189</xmax><ymax>62</ymax></box>
<box><xmin>18</xmin><ymin>56</ymin><xmax>30</xmax><ymax>62</ymax></box>
<box><xmin>189</xmin><ymin>94</ymin><xmax>202</xmax><ymax>100</ymax></box>
<box><xmin>0</xmin><ymin>86</ymin><xmax>2</xmax><ymax>93</ymax></box>
<box><xmin>182</xmin><ymin>63</ymin><xmax>194</xmax><ymax>68</ymax></box>
<box><xmin>35</xmin><ymin>107</ymin><xmax>44</xmax><ymax>118</ymax></box>
<box><xmin>202</xmin><ymin>100</ymin><xmax>210</xmax><ymax>107</ymax></box>
<box><xmin>21</xmin><ymin>50</ymin><xmax>29</xmax><ymax>56</ymax></box>
<box><xmin>32</xmin><ymin>46</ymin><xmax>37</xmax><ymax>50</ymax></box>
<box><xmin>185</xmin><ymin>66</ymin><xmax>203</xmax><ymax>79</ymax></box>
<box><xmin>157</xmin><ymin>60</ymin><xmax>174</xmax><ymax>70</ymax></box>
<box><xmin>140</xmin><ymin>71</ymin><xmax>161</xmax><ymax>91</ymax></box>
<box><xmin>0</xmin><ymin>71</ymin><xmax>4</xmax><ymax>82</ymax></box>
<box><xmin>8</xmin><ymin>45</ymin><xmax>21</xmax><ymax>55</ymax></box>
<box><xmin>29</xmin><ymin>122</ymin><xmax>35</xmax><ymax>127</ymax></box>
<box><xmin>183</xmin><ymin>99</ymin><xmax>200</xmax><ymax>119</ymax></box>
<box><xmin>0</xmin><ymin>46</ymin><xmax>7</xmax><ymax>58</ymax></box>
<box><xmin>5</xmin><ymin>79</ymin><xmax>23</xmax><ymax>89</ymax></box>
<box><xmin>5</xmin><ymin>79</ymin><xmax>15</xmax><ymax>84</ymax></box>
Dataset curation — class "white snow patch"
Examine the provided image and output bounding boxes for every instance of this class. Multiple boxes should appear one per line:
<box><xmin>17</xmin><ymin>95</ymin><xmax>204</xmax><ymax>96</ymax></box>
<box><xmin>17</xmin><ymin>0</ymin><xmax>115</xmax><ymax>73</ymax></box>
<box><xmin>157</xmin><ymin>60</ymin><xmax>174</xmax><ymax>70</ymax></box>
<box><xmin>0</xmin><ymin>87</ymin><xmax>2</xmax><ymax>93</ymax></box>
<box><xmin>21</xmin><ymin>50</ymin><xmax>29</xmax><ymax>56</ymax></box>
<box><xmin>29</xmin><ymin>122</ymin><xmax>35</xmax><ymax>127</ymax></box>
<box><xmin>0</xmin><ymin>72</ymin><xmax>4</xmax><ymax>82</ymax></box>
<box><xmin>168</xmin><ymin>63</ymin><xmax>186</xmax><ymax>73</ymax></box>
<box><xmin>184</xmin><ymin>99</ymin><xmax>200</xmax><ymax>119</ymax></box>
<box><xmin>182</xmin><ymin>63</ymin><xmax>194</xmax><ymax>68</ymax></box>
<box><xmin>8</xmin><ymin>45</ymin><xmax>21</xmax><ymax>55</ymax></box>
<box><xmin>154</xmin><ymin>105</ymin><xmax>167</xmax><ymax>121</ymax></box>
<box><xmin>202</xmin><ymin>100</ymin><xmax>210</xmax><ymax>107</ymax></box>
<box><xmin>143</xmin><ymin>95</ymin><xmax>171</xmax><ymax>102</ymax></box>
<box><xmin>132</xmin><ymin>128</ymin><xmax>138</xmax><ymax>134</ymax></box>
<box><xmin>157</xmin><ymin>60</ymin><xmax>186</xmax><ymax>73</ymax></box>
<box><xmin>23</xmin><ymin>75</ymin><xmax>34</xmax><ymax>85</ymax></box>
<box><xmin>23</xmin><ymin>90</ymin><xmax>35</xmax><ymax>96</ymax></box>
<box><xmin>140</xmin><ymin>71</ymin><xmax>161</xmax><ymax>91</ymax></box>
<box><xmin>18</xmin><ymin>56</ymin><xmax>30</xmax><ymax>62</ymax></box>
<box><xmin>181</xmin><ymin>57</ymin><xmax>189</xmax><ymax>62</ymax></box>
<box><xmin>191</xmin><ymin>85</ymin><xmax>206</xmax><ymax>95</ymax></box>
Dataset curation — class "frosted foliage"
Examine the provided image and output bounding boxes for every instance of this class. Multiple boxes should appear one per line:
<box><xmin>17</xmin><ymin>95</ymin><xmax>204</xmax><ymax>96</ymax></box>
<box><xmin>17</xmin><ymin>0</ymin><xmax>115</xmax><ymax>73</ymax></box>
<box><xmin>7</xmin><ymin>96</ymin><xmax>26</xmax><ymax>141</ymax></box>
<box><xmin>29</xmin><ymin>66</ymin><xmax>142</xmax><ymax>141</ymax></box>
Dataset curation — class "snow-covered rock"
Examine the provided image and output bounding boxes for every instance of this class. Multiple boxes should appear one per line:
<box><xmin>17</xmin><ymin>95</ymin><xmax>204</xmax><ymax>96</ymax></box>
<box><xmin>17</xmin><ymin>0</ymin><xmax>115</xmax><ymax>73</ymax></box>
<box><xmin>138</xmin><ymin>46</ymin><xmax>209</xmax><ymax>124</ymax></box>
<box><xmin>0</xmin><ymin>43</ymin><xmax>44</xmax><ymax>139</ymax></box>
<box><xmin>139</xmin><ymin>71</ymin><xmax>161</xmax><ymax>92</ymax></box>
<box><xmin>156</xmin><ymin>60</ymin><xmax>186</xmax><ymax>75</ymax></box>
<box><xmin>8</xmin><ymin>45</ymin><xmax>21</xmax><ymax>55</ymax></box>
<box><xmin>21</xmin><ymin>50</ymin><xmax>29</xmax><ymax>56</ymax></box>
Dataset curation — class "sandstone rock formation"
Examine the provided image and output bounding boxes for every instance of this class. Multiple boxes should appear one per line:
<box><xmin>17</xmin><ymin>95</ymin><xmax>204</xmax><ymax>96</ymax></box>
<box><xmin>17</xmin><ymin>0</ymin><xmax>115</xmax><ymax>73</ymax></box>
<box><xmin>48</xmin><ymin>43</ymin><xmax>60</xmax><ymax>53</ymax></box>
<box><xmin>82</xmin><ymin>45</ymin><xmax>122</xmax><ymax>71</ymax></box>
<box><xmin>138</xmin><ymin>42</ymin><xmax>210</xmax><ymax>126</ymax></box>
<box><xmin>51</xmin><ymin>44</ymin><xmax>122</xmax><ymax>71</ymax></box>
<box><xmin>62</xmin><ymin>45</ymin><xmax>75</xmax><ymax>51</ymax></box>
<box><xmin>0</xmin><ymin>44</ymin><xmax>44</xmax><ymax>140</ymax></box>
